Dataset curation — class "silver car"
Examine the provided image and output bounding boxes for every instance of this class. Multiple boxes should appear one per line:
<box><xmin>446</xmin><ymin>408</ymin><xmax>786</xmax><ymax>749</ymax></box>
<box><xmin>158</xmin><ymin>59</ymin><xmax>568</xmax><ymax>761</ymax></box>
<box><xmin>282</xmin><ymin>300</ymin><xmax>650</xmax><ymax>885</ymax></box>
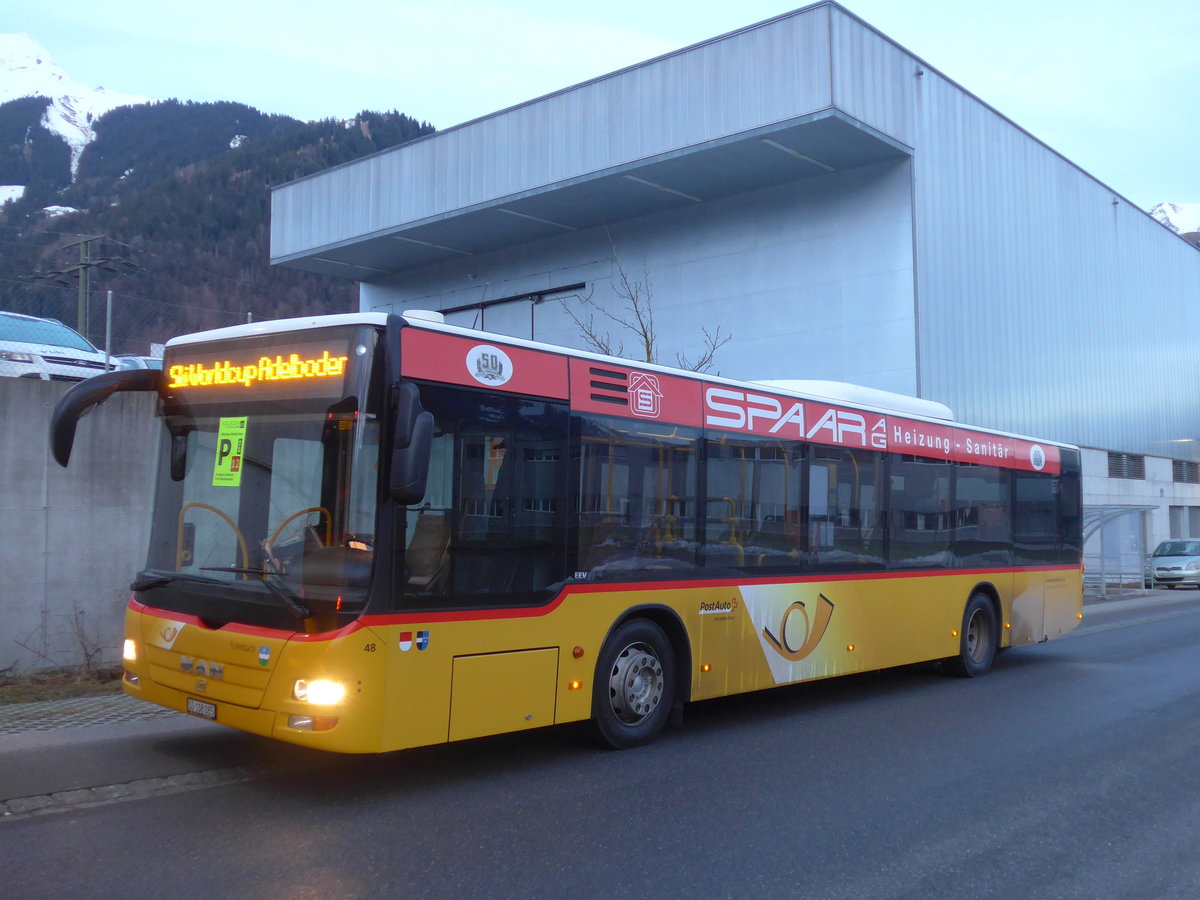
<box><xmin>114</xmin><ymin>354</ymin><xmax>163</xmax><ymax>370</ymax></box>
<box><xmin>1149</xmin><ymin>540</ymin><xmax>1200</xmax><ymax>589</ymax></box>
<box><xmin>0</xmin><ymin>311</ymin><xmax>110</xmax><ymax>381</ymax></box>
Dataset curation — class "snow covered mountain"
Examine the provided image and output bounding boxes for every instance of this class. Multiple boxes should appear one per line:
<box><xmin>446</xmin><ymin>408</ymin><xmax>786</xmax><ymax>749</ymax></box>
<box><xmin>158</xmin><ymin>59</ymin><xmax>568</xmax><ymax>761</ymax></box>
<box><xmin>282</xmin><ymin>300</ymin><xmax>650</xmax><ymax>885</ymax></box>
<box><xmin>1150</xmin><ymin>202</ymin><xmax>1200</xmax><ymax>236</ymax></box>
<box><xmin>0</xmin><ymin>32</ymin><xmax>150</xmax><ymax>175</ymax></box>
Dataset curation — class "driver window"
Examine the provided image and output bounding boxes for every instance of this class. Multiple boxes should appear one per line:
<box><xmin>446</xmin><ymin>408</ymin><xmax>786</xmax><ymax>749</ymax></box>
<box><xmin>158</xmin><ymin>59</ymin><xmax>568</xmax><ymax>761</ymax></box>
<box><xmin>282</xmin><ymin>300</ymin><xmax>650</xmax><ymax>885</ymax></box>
<box><xmin>401</xmin><ymin>384</ymin><xmax>568</xmax><ymax>607</ymax></box>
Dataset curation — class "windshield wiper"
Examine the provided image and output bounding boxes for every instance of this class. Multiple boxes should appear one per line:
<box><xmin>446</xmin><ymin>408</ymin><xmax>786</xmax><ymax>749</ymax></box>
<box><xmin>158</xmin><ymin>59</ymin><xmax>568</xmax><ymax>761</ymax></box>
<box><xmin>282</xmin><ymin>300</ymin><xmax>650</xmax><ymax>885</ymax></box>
<box><xmin>199</xmin><ymin>567</ymin><xmax>311</xmax><ymax>620</ymax></box>
<box><xmin>131</xmin><ymin>571</ymin><xmax>226</xmax><ymax>591</ymax></box>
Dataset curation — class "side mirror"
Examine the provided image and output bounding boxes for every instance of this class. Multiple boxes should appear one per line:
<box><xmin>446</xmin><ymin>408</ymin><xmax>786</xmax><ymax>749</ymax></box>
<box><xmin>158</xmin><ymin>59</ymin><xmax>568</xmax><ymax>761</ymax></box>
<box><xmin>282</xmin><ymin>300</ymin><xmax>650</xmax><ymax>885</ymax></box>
<box><xmin>389</xmin><ymin>383</ymin><xmax>432</xmax><ymax>505</ymax></box>
<box><xmin>50</xmin><ymin>368</ymin><xmax>163</xmax><ymax>467</ymax></box>
<box><xmin>170</xmin><ymin>432</ymin><xmax>189</xmax><ymax>481</ymax></box>
<box><xmin>390</xmin><ymin>411</ymin><xmax>433</xmax><ymax>504</ymax></box>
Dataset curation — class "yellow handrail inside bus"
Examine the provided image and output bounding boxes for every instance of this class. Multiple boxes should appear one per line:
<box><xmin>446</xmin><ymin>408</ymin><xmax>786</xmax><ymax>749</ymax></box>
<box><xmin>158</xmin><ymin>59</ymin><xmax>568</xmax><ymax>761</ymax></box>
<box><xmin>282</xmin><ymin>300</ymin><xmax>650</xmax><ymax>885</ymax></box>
<box><xmin>268</xmin><ymin>507</ymin><xmax>332</xmax><ymax>547</ymax></box>
<box><xmin>177</xmin><ymin>502</ymin><xmax>250</xmax><ymax>575</ymax></box>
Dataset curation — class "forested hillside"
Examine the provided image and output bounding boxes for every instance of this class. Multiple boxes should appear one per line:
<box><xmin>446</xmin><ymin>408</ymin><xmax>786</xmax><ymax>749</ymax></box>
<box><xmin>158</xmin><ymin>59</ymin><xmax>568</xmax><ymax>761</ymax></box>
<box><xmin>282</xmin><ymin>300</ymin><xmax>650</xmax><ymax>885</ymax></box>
<box><xmin>0</xmin><ymin>96</ymin><xmax>72</xmax><ymax>197</ymax></box>
<box><xmin>0</xmin><ymin>99</ymin><xmax>433</xmax><ymax>354</ymax></box>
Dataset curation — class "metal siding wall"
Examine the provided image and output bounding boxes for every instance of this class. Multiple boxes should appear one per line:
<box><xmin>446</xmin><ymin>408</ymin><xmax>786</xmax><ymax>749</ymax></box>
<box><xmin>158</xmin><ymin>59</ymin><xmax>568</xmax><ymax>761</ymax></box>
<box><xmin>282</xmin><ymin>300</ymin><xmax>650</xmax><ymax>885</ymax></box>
<box><xmin>272</xmin><ymin>8</ymin><xmax>834</xmax><ymax>261</ymax></box>
<box><xmin>277</xmin><ymin>3</ymin><xmax>1200</xmax><ymax>460</ymax></box>
<box><xmin>829</xmin><ymin>8</ymin><xmax>1200</xmax><ymax>459</ymax></box>
<box><xmin>361</xmin><ymin>157</ymin><xmax>917</xmax><ymax>391</ymax></box>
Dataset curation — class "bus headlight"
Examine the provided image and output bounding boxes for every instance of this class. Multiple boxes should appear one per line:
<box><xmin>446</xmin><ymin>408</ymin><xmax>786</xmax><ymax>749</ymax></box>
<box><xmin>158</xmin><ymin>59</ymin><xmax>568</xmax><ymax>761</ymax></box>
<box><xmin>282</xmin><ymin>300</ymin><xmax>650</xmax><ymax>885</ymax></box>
<box><xmin>123</xmin><ymin>639</ymin><xmax>138</xmax><ymax>662</ymax></box>
<box><xmin>293</xmin><ymin>679</ymin><xmax>346</xmax><ymax>705</ymax></box>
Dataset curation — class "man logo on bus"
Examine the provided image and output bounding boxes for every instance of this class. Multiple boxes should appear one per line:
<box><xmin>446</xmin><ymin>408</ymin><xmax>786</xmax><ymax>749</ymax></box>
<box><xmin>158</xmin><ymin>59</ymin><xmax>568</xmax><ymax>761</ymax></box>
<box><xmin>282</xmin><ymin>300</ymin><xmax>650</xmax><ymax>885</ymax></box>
<box><xmin>1030</xmin><ymin>444</ymin><xmax>1046</xmax><ymax>471</ymax></box>
<box><xmin>467</xmin><ymin>345</ymin><xmax>513</xmax><ymax>387</ymax></box>
<box><xmin>628</xmin><ymin>372</ymin><xmax>663</xmax><ymax>418</ymax></box>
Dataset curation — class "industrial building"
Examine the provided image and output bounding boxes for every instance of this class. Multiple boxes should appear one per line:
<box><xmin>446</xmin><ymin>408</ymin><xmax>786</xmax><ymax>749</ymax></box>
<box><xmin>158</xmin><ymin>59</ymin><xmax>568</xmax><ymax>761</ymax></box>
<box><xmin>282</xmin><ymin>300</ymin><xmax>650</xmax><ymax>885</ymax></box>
<box><xmin>269</xmin><ymin>1</ymin><xmax>1200</xmax><ymax>585</ymax></box>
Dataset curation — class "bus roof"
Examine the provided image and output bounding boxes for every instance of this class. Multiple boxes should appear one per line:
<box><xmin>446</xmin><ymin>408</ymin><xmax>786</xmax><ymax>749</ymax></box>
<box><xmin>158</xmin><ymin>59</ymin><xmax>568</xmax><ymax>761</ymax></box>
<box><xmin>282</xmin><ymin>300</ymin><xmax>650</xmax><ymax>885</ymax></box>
<box><xmin>164</xmin><ymin>312</ymin><xmax>390</xmax><ymax>348</ymax></box>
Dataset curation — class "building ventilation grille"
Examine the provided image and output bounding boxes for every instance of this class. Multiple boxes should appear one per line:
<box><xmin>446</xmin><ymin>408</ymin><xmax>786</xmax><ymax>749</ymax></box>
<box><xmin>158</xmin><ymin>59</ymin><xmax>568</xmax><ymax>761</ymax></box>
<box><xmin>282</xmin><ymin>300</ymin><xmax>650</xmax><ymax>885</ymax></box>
<box><xmin>1173</xmin><ymin>459</ymin><xmax>1200</xmax><ymax>484</ymax></box>
<box><xmin>1108</xmin><ymin>452</ymin><xmax>1146</xmax><ymax>480</ymax></box>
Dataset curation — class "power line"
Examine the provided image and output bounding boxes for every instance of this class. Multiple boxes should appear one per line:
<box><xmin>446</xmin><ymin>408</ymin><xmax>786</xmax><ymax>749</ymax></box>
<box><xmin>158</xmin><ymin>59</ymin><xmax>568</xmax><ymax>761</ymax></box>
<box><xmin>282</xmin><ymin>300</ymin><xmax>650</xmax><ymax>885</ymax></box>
<box><xmin>0</xmin><ymin>224</ymin><xmax>336</xmax><ymax>307</ymax></box>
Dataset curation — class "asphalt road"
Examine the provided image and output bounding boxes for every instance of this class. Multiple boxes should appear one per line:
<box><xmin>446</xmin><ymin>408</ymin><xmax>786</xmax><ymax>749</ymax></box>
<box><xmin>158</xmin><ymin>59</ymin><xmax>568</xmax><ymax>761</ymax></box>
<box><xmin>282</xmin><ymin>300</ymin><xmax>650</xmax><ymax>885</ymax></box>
<box><xmin>2</xmin><ymin>593</ymin><xmax>1198</xmax><ymax>899</ymax></box>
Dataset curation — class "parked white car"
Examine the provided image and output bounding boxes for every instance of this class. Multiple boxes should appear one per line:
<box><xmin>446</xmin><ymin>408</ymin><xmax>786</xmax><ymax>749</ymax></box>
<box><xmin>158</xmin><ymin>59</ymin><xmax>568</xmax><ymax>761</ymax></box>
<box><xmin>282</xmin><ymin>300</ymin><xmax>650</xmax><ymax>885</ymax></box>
<box><xmin>0</xmin><ymin>311</ymin><xmax>110</xmax><ymax>381</ymax></box>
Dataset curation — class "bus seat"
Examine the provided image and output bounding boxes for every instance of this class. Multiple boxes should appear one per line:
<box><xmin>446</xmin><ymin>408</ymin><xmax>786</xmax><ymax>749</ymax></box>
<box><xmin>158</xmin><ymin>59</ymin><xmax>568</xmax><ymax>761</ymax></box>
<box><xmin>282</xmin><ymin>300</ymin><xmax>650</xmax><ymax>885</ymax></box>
<box><xmin>406</xmin><ymin>513</ymin><xmax>449</xmax><ymax>590</ymax></box>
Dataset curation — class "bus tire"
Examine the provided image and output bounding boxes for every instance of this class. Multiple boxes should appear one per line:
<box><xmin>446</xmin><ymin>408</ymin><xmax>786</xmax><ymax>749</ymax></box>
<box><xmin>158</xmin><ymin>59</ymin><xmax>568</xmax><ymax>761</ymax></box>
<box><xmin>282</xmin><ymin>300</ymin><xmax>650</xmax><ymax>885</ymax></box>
<box><xmin>943</xmin><ymin>592</ymin><xmax>997</xmax><ymax>678</ymax></box>
<box><xmin>592</xmin><ymin>618</ymin><xmax>676</xmax><ymax>750</ymax></box>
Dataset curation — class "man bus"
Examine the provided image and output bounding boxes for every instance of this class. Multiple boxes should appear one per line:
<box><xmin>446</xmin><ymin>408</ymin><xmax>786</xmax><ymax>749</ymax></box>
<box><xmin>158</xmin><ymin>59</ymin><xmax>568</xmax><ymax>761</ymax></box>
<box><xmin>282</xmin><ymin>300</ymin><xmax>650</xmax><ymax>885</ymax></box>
<box><xmin>50</xmin><ymin>311</ymin><xmax>1082</xmax><ymax>753</ymax></box>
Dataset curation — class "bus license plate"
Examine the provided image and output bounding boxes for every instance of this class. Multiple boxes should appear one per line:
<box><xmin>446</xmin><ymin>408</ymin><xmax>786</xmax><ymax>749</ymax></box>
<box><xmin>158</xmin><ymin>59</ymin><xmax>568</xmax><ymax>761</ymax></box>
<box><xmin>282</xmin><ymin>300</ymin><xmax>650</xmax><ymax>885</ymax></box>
<box><xmin>186</xmin><ymin>698</ymin><xmax>217</xmax><ymax>720</ymax></box>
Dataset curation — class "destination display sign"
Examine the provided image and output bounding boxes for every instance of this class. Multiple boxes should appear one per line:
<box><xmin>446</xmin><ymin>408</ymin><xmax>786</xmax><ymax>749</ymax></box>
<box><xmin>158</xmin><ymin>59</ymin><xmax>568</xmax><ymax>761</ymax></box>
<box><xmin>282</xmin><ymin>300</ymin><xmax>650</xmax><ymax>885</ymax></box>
<box><xmin>166</xmin><ymin>336</ymin><xmax>356</xmax><ymax>402</ymax></box>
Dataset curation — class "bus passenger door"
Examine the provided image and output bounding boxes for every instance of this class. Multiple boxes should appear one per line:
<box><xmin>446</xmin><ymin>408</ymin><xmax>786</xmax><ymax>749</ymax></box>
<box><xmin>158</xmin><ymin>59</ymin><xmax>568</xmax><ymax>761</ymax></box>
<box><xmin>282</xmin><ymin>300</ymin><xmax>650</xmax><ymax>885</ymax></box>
<box><xmin>1010</xmin><ymin>471</ymin><xmax>1060</xmax><ymax>644</ymax></box>
<box><xmin>1007</xmin><ymin>574</ymin><xmax>1045</xmax><ymax>646</ymax></box>
<box><xmin>1042</xmin><ymin>574</ymin><xmax>1080</xmax><ymax>640</ymax></box>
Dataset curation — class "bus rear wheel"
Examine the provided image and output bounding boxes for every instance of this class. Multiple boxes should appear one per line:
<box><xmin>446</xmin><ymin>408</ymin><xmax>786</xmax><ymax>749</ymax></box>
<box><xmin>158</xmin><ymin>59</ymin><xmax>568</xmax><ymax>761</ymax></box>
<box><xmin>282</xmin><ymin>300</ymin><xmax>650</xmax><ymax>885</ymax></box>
<box><xmin>943</xmin><ymin>592</ymin><xmax>997</xmax><ymax>678</ymax></box>
<box><xmin>592</xmin><ymin>619</ymin><xmax>676</xmax><ymax>750</ymax></box>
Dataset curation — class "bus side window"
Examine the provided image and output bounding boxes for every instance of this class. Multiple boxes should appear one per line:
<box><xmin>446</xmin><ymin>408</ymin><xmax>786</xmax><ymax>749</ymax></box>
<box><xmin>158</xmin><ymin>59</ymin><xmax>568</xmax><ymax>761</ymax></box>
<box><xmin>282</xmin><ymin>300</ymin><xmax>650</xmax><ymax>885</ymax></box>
<box><xmin>953</xmin><ymin>462</ymin><xmax>1012</xmax><ymax>567</ymax></box>
<box><xmin>808</xmin><ymin>447</ymin><xmax>884</xmax><ymax>571</ymax></box>
<box><xmin>704</xmin><ymin>438</ymin><xmax>805</xmax><ymax>571</ymax></box>
<box><xmin>888</xmin><ymin>455</ymin><xmax>953</xmax><ymax>569</ymax></box>
<box><xmin>576</xmin><ymin>415</ymin><xmax>699</xmax><ymax>577</ymax></box>
<box><xmin>1013</xmin><ymin>470</ymin><xmax>1060</xmax><ymax>566</ymax></box>
<box><xmin>402</xmin><ymin>385</ymin><xmax>568</xmax><ymax>605</ymax></box>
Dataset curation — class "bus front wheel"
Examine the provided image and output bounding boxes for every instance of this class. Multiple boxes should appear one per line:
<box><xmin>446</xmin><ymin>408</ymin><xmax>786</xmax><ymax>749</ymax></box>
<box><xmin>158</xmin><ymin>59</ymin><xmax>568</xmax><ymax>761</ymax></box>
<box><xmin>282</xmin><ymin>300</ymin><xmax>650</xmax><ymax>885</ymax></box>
<box><xmin>592</xmin><ymin>619</ymin><xmax>676</xmax><ymax>750</ymax></box>
<box><xmin>943</xmin><ymin>592</ymin><xmax>997</xmax><ymax>678</ymax></box>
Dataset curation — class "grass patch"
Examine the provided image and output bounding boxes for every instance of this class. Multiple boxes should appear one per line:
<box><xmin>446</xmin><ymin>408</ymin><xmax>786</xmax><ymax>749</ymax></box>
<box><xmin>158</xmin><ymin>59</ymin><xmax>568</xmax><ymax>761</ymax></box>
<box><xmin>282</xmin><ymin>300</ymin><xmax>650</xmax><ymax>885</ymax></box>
<box><xmin>0</xmin><ymin>666</ymin><xmax>124</xmax><ymax>706</ymax></box>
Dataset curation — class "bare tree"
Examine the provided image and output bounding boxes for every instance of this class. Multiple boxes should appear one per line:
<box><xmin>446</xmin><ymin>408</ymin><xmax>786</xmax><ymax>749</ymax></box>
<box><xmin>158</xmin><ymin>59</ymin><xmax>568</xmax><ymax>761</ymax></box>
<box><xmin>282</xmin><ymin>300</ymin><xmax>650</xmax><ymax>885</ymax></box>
<box><xmin>559</xmin><ymin>231</ymin><xmax>731</xmax><ymax>372</ymax></box>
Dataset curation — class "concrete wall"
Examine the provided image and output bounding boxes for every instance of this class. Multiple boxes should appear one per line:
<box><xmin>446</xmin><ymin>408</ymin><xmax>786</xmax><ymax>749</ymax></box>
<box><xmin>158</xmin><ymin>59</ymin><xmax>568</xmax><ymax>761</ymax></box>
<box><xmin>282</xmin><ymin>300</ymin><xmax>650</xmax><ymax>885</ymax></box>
<box><xmin>0</xmin><ymin>378</ymin><xmax>158</xmax><ymax>673</ymax></box>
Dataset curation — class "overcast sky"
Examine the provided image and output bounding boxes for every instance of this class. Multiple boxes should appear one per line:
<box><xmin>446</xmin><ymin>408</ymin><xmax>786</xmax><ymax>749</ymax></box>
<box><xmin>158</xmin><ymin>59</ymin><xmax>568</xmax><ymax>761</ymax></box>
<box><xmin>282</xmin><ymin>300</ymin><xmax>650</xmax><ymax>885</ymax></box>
<box><xmin>8</xmin><ymin>0</ymin><xmax>1199</xmax><ymax>210</ymax></box>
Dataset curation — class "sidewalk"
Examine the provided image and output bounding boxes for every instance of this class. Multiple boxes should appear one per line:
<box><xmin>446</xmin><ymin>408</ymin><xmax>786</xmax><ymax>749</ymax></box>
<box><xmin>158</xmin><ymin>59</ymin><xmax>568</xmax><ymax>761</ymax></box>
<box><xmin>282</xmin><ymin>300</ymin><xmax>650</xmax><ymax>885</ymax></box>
<box><xmin>0</xmin><ymin>692</ymin><xmax>178</xmax><ymax>736</ymax></box>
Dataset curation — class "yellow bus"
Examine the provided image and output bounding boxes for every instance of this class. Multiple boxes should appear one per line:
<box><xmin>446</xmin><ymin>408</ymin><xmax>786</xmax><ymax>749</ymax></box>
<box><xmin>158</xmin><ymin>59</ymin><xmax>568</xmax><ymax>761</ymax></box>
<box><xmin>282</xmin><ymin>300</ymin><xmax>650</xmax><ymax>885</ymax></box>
<box><xmin>50</xmin><ymin>311</ymin><xmax>1082</xmax><ymax>753</ymax></box>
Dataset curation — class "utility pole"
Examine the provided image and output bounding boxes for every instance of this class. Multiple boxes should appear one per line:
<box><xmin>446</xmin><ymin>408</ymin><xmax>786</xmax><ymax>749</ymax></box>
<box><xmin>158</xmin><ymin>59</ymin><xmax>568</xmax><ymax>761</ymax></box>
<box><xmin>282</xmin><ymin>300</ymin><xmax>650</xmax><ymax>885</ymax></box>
<box><xmin>30</xmin><ymin>236</ymin><xmax>138</xmax><ymax>340</ymax></box>
<box><xmin>58</xmin><ymin>235</ymin><xmax>105</xmax><ymax>336</ymax></box>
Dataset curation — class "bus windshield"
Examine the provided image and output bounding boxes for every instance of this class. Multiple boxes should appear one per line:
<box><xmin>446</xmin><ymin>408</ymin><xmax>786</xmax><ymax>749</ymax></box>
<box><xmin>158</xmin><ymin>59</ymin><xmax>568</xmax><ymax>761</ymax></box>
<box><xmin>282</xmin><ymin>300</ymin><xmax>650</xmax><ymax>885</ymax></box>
<box><xmin>138</xmin><ymin>325</ymin><xmax>381</xmax><ymax>630</ymax></box>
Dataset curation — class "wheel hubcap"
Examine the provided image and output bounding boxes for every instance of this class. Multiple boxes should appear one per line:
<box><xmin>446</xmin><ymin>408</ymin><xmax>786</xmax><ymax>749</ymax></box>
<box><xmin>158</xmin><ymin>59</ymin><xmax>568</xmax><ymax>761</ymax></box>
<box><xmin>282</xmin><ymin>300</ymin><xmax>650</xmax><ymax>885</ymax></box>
<box><xmin>965</xmin><ymin>608</ymin><xmax>990</xmax><ymax>663</ymax></box>
<box><xmin>608</xmin><ymin>642</ymin><xmax>664</xmax><ymax>725</ymax></box>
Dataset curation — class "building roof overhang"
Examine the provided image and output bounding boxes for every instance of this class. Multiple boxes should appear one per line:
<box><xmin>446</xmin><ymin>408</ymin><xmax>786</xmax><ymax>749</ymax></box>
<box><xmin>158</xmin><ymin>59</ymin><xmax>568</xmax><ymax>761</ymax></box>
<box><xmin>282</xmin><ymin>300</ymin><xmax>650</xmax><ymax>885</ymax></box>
<box><xmin>274</xmin><ymin>109</ymin><xmax>910</xmax><ymax>280</ymax></box>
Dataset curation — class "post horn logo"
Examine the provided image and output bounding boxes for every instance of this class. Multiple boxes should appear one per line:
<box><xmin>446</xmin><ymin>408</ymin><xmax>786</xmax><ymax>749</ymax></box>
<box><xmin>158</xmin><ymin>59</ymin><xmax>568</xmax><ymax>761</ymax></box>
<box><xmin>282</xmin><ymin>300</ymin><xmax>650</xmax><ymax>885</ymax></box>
<box><xmin>762</xmin><ymin>594</ymin><xmax>835</xmax><ymax>661</ymax></box>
